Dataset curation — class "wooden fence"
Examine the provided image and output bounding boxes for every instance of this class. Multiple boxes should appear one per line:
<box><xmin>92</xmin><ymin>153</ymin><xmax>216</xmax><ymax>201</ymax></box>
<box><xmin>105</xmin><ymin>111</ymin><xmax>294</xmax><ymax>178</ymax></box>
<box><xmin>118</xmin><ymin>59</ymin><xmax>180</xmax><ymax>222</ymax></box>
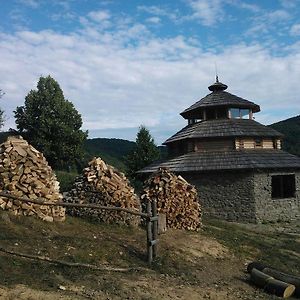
<box><xmin>0</xmin><ymin>191</ymin><xmax>159</xmax><ymax>265</ymax></box>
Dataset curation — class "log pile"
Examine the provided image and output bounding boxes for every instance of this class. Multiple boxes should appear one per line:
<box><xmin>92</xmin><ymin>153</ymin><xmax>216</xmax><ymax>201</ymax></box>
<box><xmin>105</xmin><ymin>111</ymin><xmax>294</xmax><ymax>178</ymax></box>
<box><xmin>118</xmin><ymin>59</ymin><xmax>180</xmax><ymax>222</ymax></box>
<box><xmin>64</xmin><ymin>157</ymin><xmax>141</xmax><ymax>226</ymax></box>
<box><xmin>248</xmin><ymin>261</ymin><xmax>300</xmax><ymax>297</ymax></box>
<box><xmin>141</xmin><ymin>168</ymin><xmax>201</xmax><ymax>231</ymax></box>
<box><xmin>0</xmin><ymin>136</ymin><xmax>65</xmax><ymax>222</ymax></box>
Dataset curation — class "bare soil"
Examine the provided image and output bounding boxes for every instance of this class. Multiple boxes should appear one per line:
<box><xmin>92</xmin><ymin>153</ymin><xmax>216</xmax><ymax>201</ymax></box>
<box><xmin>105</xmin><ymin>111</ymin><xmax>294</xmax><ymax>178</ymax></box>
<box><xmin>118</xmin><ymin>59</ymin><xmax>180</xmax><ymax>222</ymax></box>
<box><xmin>0</xmin><ymin>212</ymin><xmax>299</xmax><ymax>300</ymax></box>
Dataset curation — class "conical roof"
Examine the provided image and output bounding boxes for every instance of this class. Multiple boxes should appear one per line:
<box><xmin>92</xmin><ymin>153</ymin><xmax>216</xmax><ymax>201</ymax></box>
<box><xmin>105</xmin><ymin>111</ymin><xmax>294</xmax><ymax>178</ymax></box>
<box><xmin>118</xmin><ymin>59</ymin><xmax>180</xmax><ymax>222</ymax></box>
<box><xmin>181</xmin><ymin>78</ymin><xmax>260</xmax><ymax>119</ymax></box>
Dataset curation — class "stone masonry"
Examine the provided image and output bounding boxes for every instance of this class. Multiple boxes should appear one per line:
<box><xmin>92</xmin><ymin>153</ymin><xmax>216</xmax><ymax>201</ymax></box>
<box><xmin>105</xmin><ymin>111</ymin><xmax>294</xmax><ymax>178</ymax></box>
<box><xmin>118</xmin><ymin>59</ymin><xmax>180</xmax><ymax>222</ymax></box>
<box><xmin>185</xmin><ymin>170</ymin><xmax>300</xmax><ymax>223</ymax></box>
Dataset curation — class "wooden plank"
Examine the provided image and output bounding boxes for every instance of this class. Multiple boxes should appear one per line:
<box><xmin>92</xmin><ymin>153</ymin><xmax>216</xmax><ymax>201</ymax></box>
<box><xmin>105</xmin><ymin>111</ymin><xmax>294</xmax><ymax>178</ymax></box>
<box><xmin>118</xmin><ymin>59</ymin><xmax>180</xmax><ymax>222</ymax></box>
<box><xmin>146</xmin><ymin>199</ymin><xmax>153</xmax><ymax>265</ymax></box>
<box><xmin>0</xmin><ymin>191</ymin><xmax>149</xmax><ymax>218</ymax></box>
<box><xmin>152</xmin><ymin>199</ymin><xmax>158</xmax><ymax>259</ymax></box>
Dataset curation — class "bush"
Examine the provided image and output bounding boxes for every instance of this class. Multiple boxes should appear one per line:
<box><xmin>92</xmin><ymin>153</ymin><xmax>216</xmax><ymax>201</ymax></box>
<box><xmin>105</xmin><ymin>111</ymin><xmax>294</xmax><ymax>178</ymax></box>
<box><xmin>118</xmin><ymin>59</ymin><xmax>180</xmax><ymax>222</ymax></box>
<box><xmin>55</xmin><ymin>170</ymin><xmax>78</xmax><ymax>192</ymax></box>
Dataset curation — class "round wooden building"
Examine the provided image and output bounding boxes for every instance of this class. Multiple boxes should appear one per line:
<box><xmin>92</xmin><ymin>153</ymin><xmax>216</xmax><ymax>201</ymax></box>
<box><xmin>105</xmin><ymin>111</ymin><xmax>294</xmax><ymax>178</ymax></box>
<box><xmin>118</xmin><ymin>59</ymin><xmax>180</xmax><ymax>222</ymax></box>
<box><xmin>140</xmin><ymin>77</ymin><xmax>300</xmax><ymax>223</ymax></box>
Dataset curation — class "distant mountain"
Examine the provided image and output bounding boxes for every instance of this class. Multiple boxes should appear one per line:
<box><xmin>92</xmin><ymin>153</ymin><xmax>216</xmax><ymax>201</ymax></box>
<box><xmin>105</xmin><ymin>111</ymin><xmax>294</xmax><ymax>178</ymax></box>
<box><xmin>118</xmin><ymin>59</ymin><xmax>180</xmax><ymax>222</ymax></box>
<box><xmin>84</xmin><ymin>138</ymin><xmax>136</xmax><ymax>171</ymax></box>
<box><xmin>269</xmin><ymin>115</ymin><xmax>300</xmax><ymax>156</ymax></box>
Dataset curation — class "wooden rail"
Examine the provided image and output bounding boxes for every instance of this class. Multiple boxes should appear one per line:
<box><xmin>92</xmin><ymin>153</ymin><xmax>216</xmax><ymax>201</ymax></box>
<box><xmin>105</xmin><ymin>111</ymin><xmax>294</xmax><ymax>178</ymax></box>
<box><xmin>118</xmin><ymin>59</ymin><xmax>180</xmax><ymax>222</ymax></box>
<box><xmin>0</xmin><ymin>191</ymin><xmax>159</xmax><ymax>265</ymax></box>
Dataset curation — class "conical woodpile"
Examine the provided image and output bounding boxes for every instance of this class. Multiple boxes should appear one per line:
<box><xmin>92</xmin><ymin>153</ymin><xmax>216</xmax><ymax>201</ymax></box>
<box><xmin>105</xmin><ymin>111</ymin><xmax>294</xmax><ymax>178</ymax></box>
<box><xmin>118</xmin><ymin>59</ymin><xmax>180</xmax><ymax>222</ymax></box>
<box><xmin>0</xmin><ymin>136</ymin><xmax>65</xmax><ymax>222</ymax></box>
<box><xmin>141</xmin><ymin>168</ymin><xmax>201</xmax><ymax>231</ymax></box>
<box><xmin>64</xmin><ymin>157</ymin><xmax>141</xmax><ymax>226</ymax></box>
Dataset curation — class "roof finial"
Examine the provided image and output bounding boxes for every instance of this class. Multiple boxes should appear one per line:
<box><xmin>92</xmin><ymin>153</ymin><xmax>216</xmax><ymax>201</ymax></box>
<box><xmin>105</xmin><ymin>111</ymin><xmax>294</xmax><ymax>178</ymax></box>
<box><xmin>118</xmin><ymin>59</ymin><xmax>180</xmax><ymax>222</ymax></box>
<box><xmin>214</xmin><ymin>61</ymin><xmax>219</xmax><ymax>82</ymax></box>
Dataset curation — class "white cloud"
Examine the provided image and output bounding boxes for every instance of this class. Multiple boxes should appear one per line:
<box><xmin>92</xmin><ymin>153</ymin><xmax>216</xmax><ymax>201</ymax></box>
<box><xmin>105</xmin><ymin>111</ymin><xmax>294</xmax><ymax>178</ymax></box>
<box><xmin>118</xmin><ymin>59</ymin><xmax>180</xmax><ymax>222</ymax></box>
<box><xmin>87</xmin><ymin>10</ymin><xmax>111</xmax><ymax>23</ymax></box>
<box><xmin>186</xmin><ymin>0</ymin><xmax>223</xmax><ymax>26</ymax></box>
<box><xmin>290</xmin><ymin>23</ymin><xmax>300</xmax><ymax>36</ymax></box>
<box><xmin>18</xmin><ymin>0</ymin><xmax>39</xmax><ymax>8</ymax></box>
<box><xmin>146</xmin><ymin>17</ymin><xmax>161</xmax><ymax>24</ymax></box>
<box><xmin>137</xmin><ymin>5</ymin><xmax>179</xmax><ymax>22</ymax></box>
<box><xmin>246</xmin><ymin>9</ymin><xmax>291</xmax><ymax>36</ymax></box>
<box><xmin>0</xmin><ymin>11</ymin><xmax>300</xmax><ymax>144</ymax></box>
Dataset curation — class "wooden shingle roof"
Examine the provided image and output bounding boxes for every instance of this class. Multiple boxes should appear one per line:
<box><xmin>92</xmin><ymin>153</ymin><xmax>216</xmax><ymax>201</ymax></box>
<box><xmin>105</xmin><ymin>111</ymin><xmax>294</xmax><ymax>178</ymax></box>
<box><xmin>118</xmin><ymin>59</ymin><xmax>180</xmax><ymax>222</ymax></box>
<box><xmin>138</xmin><ymin>150</ymin><xmax>300</xmax><ymax>173</ymax></box>
<box><xmin>164</xmin><ymin>119</ymin><xmax>283</xmax><ymax>144</ymax></box>
<box><xmin>181</xmin><ymin>91</ymin><xmax>260</xmax><ymax>119</ymax></box>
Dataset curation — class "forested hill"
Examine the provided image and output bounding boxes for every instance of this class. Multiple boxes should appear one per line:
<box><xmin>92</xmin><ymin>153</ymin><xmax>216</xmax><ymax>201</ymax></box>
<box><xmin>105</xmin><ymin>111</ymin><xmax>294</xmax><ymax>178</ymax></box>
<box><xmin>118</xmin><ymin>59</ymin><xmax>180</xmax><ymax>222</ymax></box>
<box><xmin>84</xmin><ymin>138</ymin><xmax>136</xmax><ymax>171</ymax></box>
<box><xmin>269</xmin><ymin>115</ymin><xmax>300</xmax><ymax>156</ymax></box>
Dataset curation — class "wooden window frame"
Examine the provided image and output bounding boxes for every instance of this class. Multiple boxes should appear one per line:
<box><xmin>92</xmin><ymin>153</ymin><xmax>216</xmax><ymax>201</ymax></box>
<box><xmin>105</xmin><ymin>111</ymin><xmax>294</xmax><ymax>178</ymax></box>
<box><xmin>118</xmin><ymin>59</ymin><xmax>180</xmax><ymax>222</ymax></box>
<box><xmin>271</xmin><ymin>174</ymin><xmax>296</xmax><ymax>199</ymax></box>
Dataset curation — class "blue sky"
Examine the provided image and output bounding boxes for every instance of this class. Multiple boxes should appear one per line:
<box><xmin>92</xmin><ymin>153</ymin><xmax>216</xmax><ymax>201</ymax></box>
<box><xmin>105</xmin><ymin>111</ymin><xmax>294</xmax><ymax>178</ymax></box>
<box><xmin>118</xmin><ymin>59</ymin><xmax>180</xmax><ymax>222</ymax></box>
<box><xmin>0</xmin><ymin>0</ymin><xmax>300</xmax><ymax>144</ymax></box>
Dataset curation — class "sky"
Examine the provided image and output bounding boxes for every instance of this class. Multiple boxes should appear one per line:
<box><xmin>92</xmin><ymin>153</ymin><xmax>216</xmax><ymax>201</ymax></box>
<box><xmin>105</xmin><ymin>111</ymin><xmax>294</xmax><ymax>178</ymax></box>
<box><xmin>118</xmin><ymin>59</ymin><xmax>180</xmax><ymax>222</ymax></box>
<box><xmin>0</xmin><ymin>0</ymin><xmax>300</xmax><ymax>145</ymax></box>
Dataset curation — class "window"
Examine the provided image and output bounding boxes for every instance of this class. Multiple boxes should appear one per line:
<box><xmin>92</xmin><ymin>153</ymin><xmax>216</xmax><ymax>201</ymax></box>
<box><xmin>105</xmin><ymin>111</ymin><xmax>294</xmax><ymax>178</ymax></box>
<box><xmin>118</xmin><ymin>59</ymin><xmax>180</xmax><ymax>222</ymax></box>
<box><xmin>271</xmin><ymin>175</ymin><xmax>296</xmax><ymax>199</ymax></box>
<box><xmin>229</xmin><ymin>108</ymin><xmax>250</xmax><ymax>119</ymax></box>
<box><xmin>240</xmin><ymin>109</ymin><xmax>250</xmax><ymax>119</ymax></box>
<box><xmin>230</xmin><ymin>108</ymin><xmax>240</xmax><ymax>118</ymax></box>
<box><xmin>255</xmin><ymin>139</ymin><xmax>262</xmax><ymax>148</ymax></box>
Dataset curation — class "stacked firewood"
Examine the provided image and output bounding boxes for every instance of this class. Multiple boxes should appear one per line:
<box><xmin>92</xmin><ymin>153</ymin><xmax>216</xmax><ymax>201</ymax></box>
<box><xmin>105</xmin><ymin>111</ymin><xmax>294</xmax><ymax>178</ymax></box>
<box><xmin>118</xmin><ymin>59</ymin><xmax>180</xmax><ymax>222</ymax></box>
<box><xmin>141</xmin><ymin>168</ymin><xmax>201</xmax><ymax>231</ymax></box>
<box><xmin>64</xmin><ymin>157</ymin><xmax>141</xmax><ymax>226</ymax></box>
<box><xmin>0</xmin><ymin>136</ymin><xmax>65</xmax><ymax>222</ymax></box>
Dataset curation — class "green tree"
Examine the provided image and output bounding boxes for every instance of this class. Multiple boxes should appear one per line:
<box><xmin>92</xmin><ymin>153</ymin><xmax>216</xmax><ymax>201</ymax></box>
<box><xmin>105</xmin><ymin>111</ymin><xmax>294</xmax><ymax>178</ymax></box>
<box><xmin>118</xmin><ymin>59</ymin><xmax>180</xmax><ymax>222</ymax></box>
<box><xmin>0</xmin><ymin>90</ymin><xmax>4</xmax><ymax>130</ymax></box>
<box><xmin>126</xmin><ymin>125</ymin><xmax>160</xmax><ymax>181</ymax></box>
<box><xmin>14</xmin><ymin>76</ymin><xmax>88</xmax><ymax>169</ymax></box>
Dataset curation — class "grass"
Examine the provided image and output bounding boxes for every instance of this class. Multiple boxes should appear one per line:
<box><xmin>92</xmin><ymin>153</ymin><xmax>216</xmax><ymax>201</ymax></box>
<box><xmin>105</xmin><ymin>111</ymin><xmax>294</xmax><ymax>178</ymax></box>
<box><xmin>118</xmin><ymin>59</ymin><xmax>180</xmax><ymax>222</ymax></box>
<box><xmin>202</xmin><ymin>217</ymin><xmax>300</xmax><ymax>276</ymax></box>
<box><xmin>0</xmin><ymin>211</ymin><xmax>299</xmax><ymax>299</ymax></box>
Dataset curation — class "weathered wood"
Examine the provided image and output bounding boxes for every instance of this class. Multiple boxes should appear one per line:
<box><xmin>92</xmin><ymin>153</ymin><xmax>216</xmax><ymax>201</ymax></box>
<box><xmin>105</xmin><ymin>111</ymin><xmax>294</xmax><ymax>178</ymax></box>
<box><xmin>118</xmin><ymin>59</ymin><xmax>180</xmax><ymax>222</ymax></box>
<box><xmin>264</xmin><ymin>278</ymin><xmax>295</xmax><ymax>298</ymax></box>
<box><xmin>152</xmin><ymin>199</ymin><xmax>158</xmax><ymax>259</ymax></box>
<box><xmin>262</xmin><ymin>267</ymin><xmax>300</xmax><ymax>297</ymax></box>
<box><xmin>64</xmin><ymin>157</ymin><xmax>141</xmax><ymax>226</ymax></box>
<box><xmin>0</xmin><ymin>246</ymin><xmax>147</xmax><ymax>273</ymax></box>
<box><xmin>158</xmin><ymin>213</ymin><xmax>167</xmax><ymax>234</ymax></box>
<box><xmin>0</xmin><ymin>192</ymin><xmax>148</xmax><ymax>218</ymax></box>
<box><xmin>141</xmin><ymin>168</ymin><xmax>201</xmax><ymax>231</ymax></box>
<box><xmin>146</xmin><ymin>199</ymin><xmax>153</xmax><ymax>265</ymax></box>
<box><xmin>247</xmin><ymin>261</ymin><xmax>266</xmax><ymax>273</ymax></box>
<box><xmin>0</xmin><ymin>136</ymin><xmax>65</xmax><ymax>222</ymax></box>
<box><xmin>250</xmin><ymin>268</ymin><xmax>273</xmax><ymax>288</ymax></box>
<box><xmin>247</xmin><ymin>261</ymin><xmax>300</xmax><ymax>296</ymax></box>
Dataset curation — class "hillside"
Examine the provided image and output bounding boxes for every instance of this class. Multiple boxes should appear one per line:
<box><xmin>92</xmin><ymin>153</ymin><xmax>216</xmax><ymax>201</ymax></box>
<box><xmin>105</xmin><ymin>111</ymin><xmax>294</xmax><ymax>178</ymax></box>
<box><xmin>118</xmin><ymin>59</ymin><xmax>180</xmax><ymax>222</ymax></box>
<box><xmin>0</xmin><ymin>212</ymin><xmax>299</xmax><ymax>299</ymax></box>
<box><xmin>84</xmin><ymin>138</ymin><xmax>136</xmax><ymax>171</ymax></box>
<box><xmin>269</xmin><ymin>115</ymin><xmax>300</xmax><ymax>156</ymax></box>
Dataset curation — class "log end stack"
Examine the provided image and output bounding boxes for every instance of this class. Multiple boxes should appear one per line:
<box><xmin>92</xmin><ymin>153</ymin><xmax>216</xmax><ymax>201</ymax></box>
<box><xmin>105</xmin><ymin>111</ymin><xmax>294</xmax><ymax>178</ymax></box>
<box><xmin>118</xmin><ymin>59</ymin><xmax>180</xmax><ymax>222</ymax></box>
<box><xmin>141</xmin><ymin>168</ymin><xmax>202</xmax><ymax>231</ymax></box>
<box><xmin>64</xmin><ymin>157</ymin><xmax>141</xmax><ymax>227</ymax></box>
<box><xmin>247</xmin><ymin>261</ymin><xmax>299</xmax><ymax>298</ymax></box>
<box><xmin>0</xmin><ymin>136</ymin><xmax>65</xmax><ymax>222</ymax></box>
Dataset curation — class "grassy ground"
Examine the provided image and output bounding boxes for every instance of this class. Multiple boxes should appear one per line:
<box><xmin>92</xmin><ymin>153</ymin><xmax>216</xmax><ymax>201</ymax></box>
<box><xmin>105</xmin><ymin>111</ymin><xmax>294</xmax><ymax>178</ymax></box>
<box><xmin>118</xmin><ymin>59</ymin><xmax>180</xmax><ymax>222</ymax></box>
<box><xmin>0</xmin><ymin>211</ymin><xmax>299</xmax><ymax>299</ymax></box>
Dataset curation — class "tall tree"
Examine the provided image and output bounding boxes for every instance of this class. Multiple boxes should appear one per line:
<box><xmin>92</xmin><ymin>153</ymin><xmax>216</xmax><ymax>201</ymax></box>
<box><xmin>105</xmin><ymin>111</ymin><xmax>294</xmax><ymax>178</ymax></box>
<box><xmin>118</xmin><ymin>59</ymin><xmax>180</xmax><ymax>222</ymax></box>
<box><xmin>126</xmin><ymin>125</ymin><xmax>160</xmax><ymax>180</ymax></box>
<box><xmin>14</xmin><ymin>76</ymin><xmax>88</xmax><ymax>169</ymax></box>
<box><xmin>0</xmin><ymin>90</ymin><xmax>4</xmax><ymax>130</ymax></box>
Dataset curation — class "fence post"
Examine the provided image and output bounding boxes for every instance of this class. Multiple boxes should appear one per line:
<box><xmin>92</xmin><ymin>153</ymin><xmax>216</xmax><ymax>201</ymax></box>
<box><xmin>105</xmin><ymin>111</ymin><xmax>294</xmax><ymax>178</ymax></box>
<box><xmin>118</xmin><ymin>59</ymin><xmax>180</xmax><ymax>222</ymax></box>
<box><xmin>146</xmin><ymin>199</ymin><xmax>153</xmax><ymax>265</ymax></box>
<box><xmin>151</xmin><ymin>199</ymin><xmax>158</xmax><ymax>259</ymax></box>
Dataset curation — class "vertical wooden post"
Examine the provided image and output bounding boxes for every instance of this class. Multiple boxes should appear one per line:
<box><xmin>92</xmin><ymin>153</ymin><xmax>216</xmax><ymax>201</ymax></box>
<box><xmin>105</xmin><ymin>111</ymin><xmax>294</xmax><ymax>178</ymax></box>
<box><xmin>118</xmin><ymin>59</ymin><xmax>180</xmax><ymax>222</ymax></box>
<box><xmin>152</xmin><ymin>199</ymin><xmax>158</xmax><ymax>259</ymax></box>
<box><xmin>146</xmin><ymin>199</ymin><xmax>153</xmax><ymax>265</ymax></box>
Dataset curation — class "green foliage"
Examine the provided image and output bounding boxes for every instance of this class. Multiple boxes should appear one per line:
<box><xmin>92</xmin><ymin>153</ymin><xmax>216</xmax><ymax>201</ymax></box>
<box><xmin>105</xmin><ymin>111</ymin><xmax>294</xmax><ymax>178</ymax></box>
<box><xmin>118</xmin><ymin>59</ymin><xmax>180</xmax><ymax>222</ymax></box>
<box><xmin>126</xmin><ymin>125</ymin><xmax>160</xmax><ymax>180</ymax></box>
<box><xmin>0</xmin><ymin>90</ymin><xmax>5</xmax><ymax>130</ymax></box>
<box><xmin>269</xmin><ymin>115</ymin><xmax>300</xmax><ymax>156</ymax></box>
<box><xmin>55</xmin><ymin>170</ymin><xmax>78</xmax><ymax>192</ymax></box>
<box><xmin>84</xmin><ymin>138</ymin><xmax>136</xmax><ymax>172</ymax></box>
<box><xmin>14</xmin><ymin>76</ymin><xmax>88</xmax><ymax>169</ymax></box>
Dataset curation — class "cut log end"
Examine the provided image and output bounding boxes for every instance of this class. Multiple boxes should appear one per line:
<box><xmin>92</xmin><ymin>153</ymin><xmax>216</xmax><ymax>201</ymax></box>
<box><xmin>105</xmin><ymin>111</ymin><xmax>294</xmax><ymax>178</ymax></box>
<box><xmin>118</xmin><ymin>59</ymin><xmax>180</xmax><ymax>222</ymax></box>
<box><xmin>264</xmin><ymin>278</ymin><xmax>295</xmax><ymax>298</ymax></box>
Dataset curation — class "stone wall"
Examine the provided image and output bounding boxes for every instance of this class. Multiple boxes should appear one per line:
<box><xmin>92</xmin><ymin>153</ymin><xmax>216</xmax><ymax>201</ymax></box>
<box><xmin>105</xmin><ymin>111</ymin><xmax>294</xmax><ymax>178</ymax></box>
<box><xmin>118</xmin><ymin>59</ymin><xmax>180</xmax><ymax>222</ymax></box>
<box><xmin>184</xmin><ymin>171</ymin><xmax>257</xmax><ymax>223</ymax></box>
<box><xmin>254</xmin><ymin>170</ymin><xmax>300</xmax><ymax>222</ymax></box>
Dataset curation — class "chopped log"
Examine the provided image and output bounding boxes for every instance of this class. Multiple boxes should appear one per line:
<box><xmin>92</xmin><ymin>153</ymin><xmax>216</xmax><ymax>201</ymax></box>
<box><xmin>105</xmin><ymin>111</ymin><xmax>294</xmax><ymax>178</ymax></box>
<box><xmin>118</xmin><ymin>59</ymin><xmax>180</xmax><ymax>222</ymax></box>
<box><xmin>247</xmin><ymin>261</ymin><xmax>266</xmax><ymax>273</ymax></box>
<box><xmin>262</xmin><ymin>268</ymin><xmax>300</xmax><ymax>297</ymax></box>
<box><xmin>264</xmin><ymin>278</ymin><xmax>295</xmax><ymax>298</ymax></box>
<box><xmin>0</xmin><ymin>136</ymin><xmax>65</xmax><ymax>222</ymax></box>
<box><xmin>250</xmin><ymin>268</ymin><xmax>274</xmax><ymax>288</ymax></box>
<box><xmin>141</xmin><ymin>168</ymin><xmax>201</xmax><ymax>231</ymax></box>
<box><xmin>64</xmin><ymin>157</ymin><xmax>141</xmax><ymax>226</ymax></box>
<box><xmin>247</xmin><ymin>261</ymin><xmax>300</xmax><ymax>296</ymax></box>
